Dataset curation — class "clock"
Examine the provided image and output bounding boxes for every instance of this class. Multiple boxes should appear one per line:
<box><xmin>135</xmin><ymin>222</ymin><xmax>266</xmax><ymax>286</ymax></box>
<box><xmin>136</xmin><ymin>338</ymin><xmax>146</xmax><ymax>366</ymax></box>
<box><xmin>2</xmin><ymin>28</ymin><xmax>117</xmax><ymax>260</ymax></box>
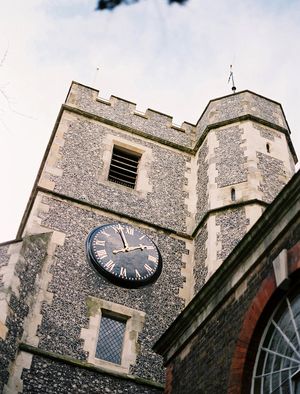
<box><xmin>86</xmin><ymin>223</ymin><xmax>162</xmax><ymax>288</ymax></box>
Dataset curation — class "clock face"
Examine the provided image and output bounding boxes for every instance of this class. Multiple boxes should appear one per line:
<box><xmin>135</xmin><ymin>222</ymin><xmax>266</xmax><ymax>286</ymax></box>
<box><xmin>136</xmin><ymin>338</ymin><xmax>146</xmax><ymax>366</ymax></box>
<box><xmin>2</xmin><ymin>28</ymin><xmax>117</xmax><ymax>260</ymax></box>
<box><xmin>86</xmin><ymin>223</ymin><xmax>162</xmax><ymax>288</ymax></box>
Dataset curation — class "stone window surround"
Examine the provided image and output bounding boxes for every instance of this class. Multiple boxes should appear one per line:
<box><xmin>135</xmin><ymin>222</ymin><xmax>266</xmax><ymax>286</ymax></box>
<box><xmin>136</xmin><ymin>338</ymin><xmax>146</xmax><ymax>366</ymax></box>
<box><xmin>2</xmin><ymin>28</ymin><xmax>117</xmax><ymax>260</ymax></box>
<box><xmin>99</xmin><ymin>135</ymin><xmax>153</xmax><ymax>197</ymax></box>
<box><xmin>81</xmin><ymin>297</ymin><xmax>146</xmax><ymax>374</ymax></box>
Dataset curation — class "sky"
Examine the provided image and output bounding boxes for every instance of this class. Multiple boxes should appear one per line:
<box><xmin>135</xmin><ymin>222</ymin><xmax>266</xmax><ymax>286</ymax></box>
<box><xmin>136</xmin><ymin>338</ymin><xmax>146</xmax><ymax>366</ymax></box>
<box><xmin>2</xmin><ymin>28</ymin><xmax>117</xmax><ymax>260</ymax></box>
<box><xmin>0</xmin><ymin>0</ymin><xmax>300</xmax><ymax>242</ymax></box>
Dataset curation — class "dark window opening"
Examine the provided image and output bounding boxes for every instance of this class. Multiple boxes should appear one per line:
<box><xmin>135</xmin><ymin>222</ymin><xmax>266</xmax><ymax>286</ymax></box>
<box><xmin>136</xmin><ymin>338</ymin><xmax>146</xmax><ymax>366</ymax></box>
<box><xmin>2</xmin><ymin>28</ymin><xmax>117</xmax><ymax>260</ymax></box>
<box><xmin>293</xmin><ymin>370</ymin><xmax>300</xmax><ymax>394</ymax></box>
<box><xmin>108</xmin><ymin>146</ymin><xmax>141</xmax><ymax>189</ymax></box>
<box><xmin>266</xmin><ymin>143</ymin><xmax>270</xmax><ymax>153</ymax></box>
<box><xmin>95</xmin><ymin>314</ymin><xmax>126</xmax><ymax>364</ymax></box>
<box><xmin>231</xmin><ymin>188</ymin><xmax>236</xmax><ymax>201</ymax></box>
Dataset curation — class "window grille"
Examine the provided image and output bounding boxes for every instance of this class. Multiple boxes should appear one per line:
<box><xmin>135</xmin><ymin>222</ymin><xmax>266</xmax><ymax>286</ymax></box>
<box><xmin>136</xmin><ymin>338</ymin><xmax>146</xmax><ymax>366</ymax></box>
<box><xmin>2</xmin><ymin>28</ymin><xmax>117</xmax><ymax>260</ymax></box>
<box><xmin>95</xmin><ymin>315</ymin><xmax>126</xmax><ymax>364</ymax></box>
<box><xmin>108</xmin><ymin>146</ymin><xmax>141</xmax><ymax>188</ymax></box>
<box><xmin>252</xmin><ymin>292</ymin><xmax>300</xmax><ymax>393</ymax></box>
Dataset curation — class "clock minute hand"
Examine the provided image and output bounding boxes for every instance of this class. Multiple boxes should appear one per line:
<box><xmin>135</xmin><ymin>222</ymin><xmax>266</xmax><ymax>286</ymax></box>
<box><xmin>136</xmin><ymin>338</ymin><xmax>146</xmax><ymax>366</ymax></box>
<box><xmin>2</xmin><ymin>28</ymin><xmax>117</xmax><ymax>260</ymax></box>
<box><xmin>117</xmin><ymin>225</ymin><xmax>129</xmax><ymax>249</ymax></box>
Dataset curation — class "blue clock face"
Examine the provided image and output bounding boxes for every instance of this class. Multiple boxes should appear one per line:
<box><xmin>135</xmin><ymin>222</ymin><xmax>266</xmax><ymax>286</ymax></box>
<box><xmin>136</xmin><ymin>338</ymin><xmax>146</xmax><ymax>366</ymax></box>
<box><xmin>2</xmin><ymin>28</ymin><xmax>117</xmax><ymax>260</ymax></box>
<box><xmin>86</xmin><ymin>223</ymin><xmax>162</xmax><ymax>288</ymax></box>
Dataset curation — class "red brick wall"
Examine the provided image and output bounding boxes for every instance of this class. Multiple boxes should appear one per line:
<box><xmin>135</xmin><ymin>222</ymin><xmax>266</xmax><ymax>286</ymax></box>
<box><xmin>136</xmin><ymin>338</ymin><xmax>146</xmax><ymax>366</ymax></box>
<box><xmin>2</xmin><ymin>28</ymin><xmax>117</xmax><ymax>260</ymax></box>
<box><xmin>164</xmin><ymin>225</ymin><xmax>300</xmax><ymax>394</ymax></box>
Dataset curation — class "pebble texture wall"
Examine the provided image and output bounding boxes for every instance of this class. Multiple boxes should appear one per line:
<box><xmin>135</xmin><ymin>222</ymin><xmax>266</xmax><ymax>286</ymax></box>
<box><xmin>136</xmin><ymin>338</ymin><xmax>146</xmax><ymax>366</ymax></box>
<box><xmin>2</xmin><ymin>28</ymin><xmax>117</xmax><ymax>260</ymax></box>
<box><xmin>216</xmin><ymin>208</ymin><xmax>250</xmax><ymax>261</ymax></box>
<box><xmin>196</xmin><ymin>141</ymin><xmax>209</xmax><ymax>225</ymax></box>
<box><xmin>0</xmin><ymin>235</ymin><xmax>50</xmax><ymax>392</ymax></box>
<box><xmin>195</xmin><ymin>91</ymin><xmax>288</xmax><ymax>141</ymax></box>
<box><xmin>22</xmin><ymin>355</ymin><xmax>163</xmax><ymax>394</ymax></box>
<box><xmin>34</xmin><ymin>195</ymin><xmax>186</xmax><ymax>383</ymax></box>
<box><xmin>253</xmin><ymin>123</ymin><xmax>282</xmax><ymax>141</ymax></box>
<box><xmin>3</xmin><ymin>83</ymin><xmax>296</xmax><ymax>392</ymax></box>
<box><xmin>67</xmin><ymin>84</ymin><xmax>195</xmax><ymax>149</ymax></box>
<box><xmin>215</xmin><ymin>126</ymin><xmax>247</xmax><ymax>188</ymax></box>
<box><xmin>48</xmin><ymin>118</ymin><xmax>190</xmax><ymax>234</ymax></box>
<box><xmin>193</xmin><ymin>225</ymin><xmax>208</xmax><ymax>293</ymax></box>
<box><xmin>257</xmin><ymin>152</ymin><xmax>286</xmax><ymax>203</ymax></box>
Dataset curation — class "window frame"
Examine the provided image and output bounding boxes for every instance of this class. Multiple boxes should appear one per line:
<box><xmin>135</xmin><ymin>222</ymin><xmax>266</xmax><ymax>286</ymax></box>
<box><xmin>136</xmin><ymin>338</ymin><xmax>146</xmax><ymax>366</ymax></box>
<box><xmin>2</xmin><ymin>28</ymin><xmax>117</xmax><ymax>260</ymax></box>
<box><xmin>108</xmin><ymin>145</ymin><xmax>142</xmax><ymax>189</ymax></box>
<box><xmin>98</xmin><ymin>136</ymin><xmax>153</xmax><ymax>197</ymax></box>
<box><xmin>95</xmin><ymin>311</ymin><xmax>127</xmax><ymax>365</ymax></box>
<box><xmin>251</xmin><ymin>291</ymin><xmax>300</xmax><ymax>393</ymax></box>
<box><xmin>81</xmin><ymin>297</ymin><xmax>146</xmax><ymax>374</ymax></box>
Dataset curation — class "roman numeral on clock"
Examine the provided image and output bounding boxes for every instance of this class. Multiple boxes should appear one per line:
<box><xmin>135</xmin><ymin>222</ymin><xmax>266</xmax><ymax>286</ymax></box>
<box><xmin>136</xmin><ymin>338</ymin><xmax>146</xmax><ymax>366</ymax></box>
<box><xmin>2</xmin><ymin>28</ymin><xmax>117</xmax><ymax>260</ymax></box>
<box><xmin>120</xmin><ymin>267</ymin><xmax>127</xmax><ymax>277</ymax></box>
<box><xmin>148</xmin><ymin>255</ymin><xmax>157</xmax><ymax>263</ymax></box>
<box><xmin>104</xmin><ymin>260</ymin><xmax>115</xmax><ymax>272</ymax></box>
<box><xmin>144</xmin><ymin>264</ymin><xmax>154</xmax><ymax>274</ymax></box>
<box><xmin>126</xmin><ymin>227</ymin><xmax>134</xmax><ymax>235</ymax></box>
<box><xmin>97</xmin><ymin>249</ymin><xmax>107</xmax><ymax>259</ymax></box>
<box><xmin>95</xmin><ymin>240</ymin><xmax>105</xmax><ymax>246</ymax></box>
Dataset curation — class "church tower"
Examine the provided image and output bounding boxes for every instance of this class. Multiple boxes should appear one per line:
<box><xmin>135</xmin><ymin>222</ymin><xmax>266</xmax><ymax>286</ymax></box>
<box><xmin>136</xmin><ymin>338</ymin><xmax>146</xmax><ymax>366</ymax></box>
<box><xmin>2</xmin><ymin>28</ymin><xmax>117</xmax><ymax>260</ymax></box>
<box><xmin>0</xmin><ymin>82</ymin><xmax>296</xmax><ymax>393</ymax></box>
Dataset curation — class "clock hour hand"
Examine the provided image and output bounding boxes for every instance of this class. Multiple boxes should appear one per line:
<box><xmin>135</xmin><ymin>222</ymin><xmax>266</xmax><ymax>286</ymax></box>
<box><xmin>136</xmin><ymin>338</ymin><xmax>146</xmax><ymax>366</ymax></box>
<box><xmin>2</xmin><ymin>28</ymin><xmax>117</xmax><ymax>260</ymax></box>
<box><xmin>113</xmin><ymin>247</ymin><xmax>128</xmax><ymax>254</ymax></box>
<box><xmin>112</xmin><ymin>244</ymin><xmax>151</xmax><ymax>254</ymax></box>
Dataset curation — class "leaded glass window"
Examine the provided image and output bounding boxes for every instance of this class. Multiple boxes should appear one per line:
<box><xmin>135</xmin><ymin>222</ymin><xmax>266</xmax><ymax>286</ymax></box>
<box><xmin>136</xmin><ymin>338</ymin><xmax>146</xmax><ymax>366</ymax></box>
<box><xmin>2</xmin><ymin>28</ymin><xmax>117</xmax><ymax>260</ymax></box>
<box><xmin>252</xmin><ymin>292</ymin><xmax>300</xmax><ymax>393</ymax></box>
<box><xmin>96</xmin><ymin>315</ymin><xmax>126</xmax><ymax>364</ymax></box>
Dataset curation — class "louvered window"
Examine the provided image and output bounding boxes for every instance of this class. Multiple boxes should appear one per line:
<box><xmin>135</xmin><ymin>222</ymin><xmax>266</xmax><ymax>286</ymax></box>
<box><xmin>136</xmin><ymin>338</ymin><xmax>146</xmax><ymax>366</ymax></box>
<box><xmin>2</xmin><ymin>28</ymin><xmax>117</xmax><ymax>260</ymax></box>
<box><xmin>108</xmin><ymin>146</ymin><xmax>141</xmax><ymax>188</ymax></box>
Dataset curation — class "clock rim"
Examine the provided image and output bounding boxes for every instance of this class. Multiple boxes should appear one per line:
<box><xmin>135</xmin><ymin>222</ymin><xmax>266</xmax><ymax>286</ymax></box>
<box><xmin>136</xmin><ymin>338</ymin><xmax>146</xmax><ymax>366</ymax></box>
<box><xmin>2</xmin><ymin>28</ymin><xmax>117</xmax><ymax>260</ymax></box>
<box><xmin>85</xmin><ymin>223</ymin><xmax>162</xmax><ymax>289</ymax></box>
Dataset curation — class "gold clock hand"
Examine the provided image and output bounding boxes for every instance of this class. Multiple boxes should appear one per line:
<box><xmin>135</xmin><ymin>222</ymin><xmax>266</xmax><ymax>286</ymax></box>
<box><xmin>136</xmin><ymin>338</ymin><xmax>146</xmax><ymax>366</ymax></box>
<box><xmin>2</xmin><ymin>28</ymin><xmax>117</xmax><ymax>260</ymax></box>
<box><xmin>112</xmin><ymin>244</ymin><xmax>152</xmax><ymax>254</ymax></box>
<box><xmin>117</xmin><ymin>224</ymin><xmax>129</xmax><ymax>249</ymax></box>
<box><xmin>113</xmin><ymin>247</ymin><xmax>128</xmax><ymax>254</ymax></box>
<box><xmin>113</xmin><ymin>245</ymin><xmax>144</xmax><ymax>254</ymax></box>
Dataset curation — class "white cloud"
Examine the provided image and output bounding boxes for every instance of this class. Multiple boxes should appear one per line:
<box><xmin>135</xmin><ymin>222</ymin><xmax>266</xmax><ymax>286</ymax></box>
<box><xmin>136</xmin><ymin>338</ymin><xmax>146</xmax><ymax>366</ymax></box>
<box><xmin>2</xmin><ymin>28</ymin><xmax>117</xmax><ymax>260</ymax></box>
<box><xmin>0</xmin><ymin>0</ymin><xmax>300</xmax><ymax>241</ymax></box>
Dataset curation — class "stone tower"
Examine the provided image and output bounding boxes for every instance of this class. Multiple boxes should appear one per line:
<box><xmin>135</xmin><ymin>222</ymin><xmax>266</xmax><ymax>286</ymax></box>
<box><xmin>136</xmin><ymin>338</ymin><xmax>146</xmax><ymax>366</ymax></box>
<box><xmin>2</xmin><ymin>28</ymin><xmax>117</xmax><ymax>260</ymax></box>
<box><xmin>0</xmin><ymin>82</ymin><xmax>296</xmax><ymax>393</ymax></box>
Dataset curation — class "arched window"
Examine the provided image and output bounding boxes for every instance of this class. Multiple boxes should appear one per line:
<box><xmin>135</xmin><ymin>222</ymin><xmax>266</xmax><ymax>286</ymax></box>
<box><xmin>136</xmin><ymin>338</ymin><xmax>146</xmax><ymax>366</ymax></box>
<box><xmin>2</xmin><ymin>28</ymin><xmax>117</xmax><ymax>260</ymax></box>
<box><xmin>266</xmin><ymin>143</ymin><xmax>270</xmax><ymax>153</ymax></box>
<box><xmin>252</xmin><ymin>291</ymin><xmax>300</xmax><ymax>393</ymax></box>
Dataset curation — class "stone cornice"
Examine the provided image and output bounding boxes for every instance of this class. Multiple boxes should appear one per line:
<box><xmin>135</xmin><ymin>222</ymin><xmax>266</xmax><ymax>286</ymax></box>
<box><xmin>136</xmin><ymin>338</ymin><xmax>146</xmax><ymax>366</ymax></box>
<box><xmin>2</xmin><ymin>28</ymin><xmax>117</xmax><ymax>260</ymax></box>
<box><xmin>16</xmin><ymin>187</ymin><xmax>270</xmax><ymax>243</ymax></box>
<box><xmin>62</xmin><ymin>104</ymin><xmax>297</xmax><ymax>163</ymax></box>
<box><xmin>192</xmin><ymin>199</ymin><xmax>268</xmax><ymax>238</ymax></box>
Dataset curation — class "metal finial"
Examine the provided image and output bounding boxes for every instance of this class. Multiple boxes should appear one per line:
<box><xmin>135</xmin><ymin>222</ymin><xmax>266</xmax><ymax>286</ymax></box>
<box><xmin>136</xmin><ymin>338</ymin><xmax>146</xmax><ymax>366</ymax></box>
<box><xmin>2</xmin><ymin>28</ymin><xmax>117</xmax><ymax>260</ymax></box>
<box><xmin>93</xmin><ymin>66</ymin><xmax>100</xmax><ymax>87</ymax></box>
<box><xmin>228</xmin><ymin>65</ymin><xmax>236</xmax><ymax>93</ymax></box>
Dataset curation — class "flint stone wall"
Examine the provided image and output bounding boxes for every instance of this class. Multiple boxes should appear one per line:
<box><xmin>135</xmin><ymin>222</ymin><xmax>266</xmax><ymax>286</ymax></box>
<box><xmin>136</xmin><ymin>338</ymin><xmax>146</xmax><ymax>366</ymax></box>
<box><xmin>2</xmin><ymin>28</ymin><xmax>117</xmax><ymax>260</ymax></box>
<box><xmin>35</xmin><ymin>195</ymin><xmax>186</xmax><ymax>383</ymax></box>
<box><xmin>0</xmin><ymin>235</ymin><xmax>50</xmax><ymax>392</ymax></box>
<box><xmin>49</xmin><ymin>117</ymin><xmax>190</xmax><ymax>234</ymax></box>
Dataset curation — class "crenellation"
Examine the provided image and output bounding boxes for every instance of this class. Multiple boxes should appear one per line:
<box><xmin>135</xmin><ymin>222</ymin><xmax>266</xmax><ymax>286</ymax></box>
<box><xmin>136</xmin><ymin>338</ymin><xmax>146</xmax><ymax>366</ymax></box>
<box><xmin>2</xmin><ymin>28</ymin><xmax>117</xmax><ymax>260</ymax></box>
<box><xmin>66</xmin><ymin>82</ymin><xmax>195</xmax><ymax>149</ymax></box>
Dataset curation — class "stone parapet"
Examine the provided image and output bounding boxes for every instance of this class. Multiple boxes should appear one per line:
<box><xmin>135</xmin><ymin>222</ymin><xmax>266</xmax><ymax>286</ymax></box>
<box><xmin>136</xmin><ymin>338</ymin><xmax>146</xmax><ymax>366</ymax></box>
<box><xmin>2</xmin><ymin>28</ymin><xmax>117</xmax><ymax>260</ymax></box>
<box><xmin>66</xmin><ymin>82</ymin><xmax>195</xmax><ymax>149</ymax></box>
<box><xmin>195</xmin><ymin>90</ymin><xmax>290</xmax><ymax>140</ymax></box>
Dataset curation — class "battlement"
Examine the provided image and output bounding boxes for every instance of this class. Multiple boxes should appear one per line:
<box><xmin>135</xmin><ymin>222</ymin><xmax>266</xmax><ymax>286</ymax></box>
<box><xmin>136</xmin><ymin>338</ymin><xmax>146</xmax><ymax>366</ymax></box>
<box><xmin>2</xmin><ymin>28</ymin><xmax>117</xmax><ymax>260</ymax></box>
<box><xmin>65</xmin><ymin>82</ymin><xmax>296</xmax><ymax>161</ymax></box>
<box><xmin>65</xmin><ymin>81</ymin><xmax>196</xmax><ymax>149</ymax></box>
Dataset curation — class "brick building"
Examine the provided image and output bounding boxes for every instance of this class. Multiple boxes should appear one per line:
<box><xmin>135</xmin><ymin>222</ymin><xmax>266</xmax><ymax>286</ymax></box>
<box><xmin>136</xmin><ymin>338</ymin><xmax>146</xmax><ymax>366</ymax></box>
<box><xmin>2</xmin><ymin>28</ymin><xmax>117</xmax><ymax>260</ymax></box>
<box><xmin>0</xmin><ymin>81</ymin><xmax>298</xmax><ymax>393</ymax></box>
<box><xmin>154</xmin><ymin>170</ymin><xmax>300</xmax><ymax>393</ymax></box>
